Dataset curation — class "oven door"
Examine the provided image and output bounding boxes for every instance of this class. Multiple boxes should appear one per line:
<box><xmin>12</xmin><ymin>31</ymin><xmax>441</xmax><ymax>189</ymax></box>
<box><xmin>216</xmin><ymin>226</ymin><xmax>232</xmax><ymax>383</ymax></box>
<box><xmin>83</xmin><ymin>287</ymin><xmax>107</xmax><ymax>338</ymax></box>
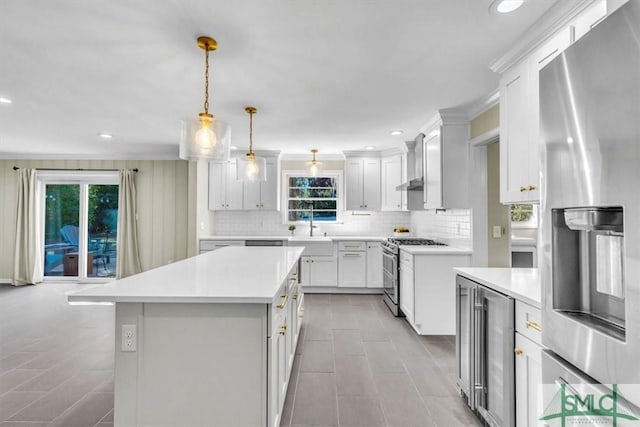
<box><xmin>382</xmin><ymin>249</ymin><xmax>398</xmax><ymax>303</ymax></box>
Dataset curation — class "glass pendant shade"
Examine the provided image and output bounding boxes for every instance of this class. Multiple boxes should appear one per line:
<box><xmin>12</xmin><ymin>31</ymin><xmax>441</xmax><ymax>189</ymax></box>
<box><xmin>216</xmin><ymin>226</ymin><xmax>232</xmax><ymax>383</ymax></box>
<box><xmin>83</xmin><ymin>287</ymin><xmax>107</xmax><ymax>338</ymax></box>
<box><xmin>180</xmin><ymin>115</ymin><xmax>231</xmax><ymax>161</ymax></box>
<box><xmin>308</xmin><ymin>161</ymin><xmax>320</xmax><ymax>176</ymax></box>
<box><xmin>237</xmin><ymin>154</ymin><xmax>267</xmax><ymax>182</ymax></box>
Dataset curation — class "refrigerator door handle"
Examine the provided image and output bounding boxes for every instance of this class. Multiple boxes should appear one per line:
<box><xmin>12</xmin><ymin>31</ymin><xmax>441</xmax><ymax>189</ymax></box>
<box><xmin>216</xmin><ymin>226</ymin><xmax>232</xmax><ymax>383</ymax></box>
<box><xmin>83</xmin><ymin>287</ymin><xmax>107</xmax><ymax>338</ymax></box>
<box><xmin>473</xmin><ymin>288</ymin><xmax>486</xmax><ymax>408</ymax></box>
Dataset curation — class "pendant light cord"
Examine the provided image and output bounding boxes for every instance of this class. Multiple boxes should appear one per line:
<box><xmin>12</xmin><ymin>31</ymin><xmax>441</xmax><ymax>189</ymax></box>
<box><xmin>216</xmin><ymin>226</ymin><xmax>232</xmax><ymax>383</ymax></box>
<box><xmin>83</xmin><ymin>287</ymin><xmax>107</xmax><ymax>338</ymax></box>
<box><xmin>203</xmin><ymin>48</ymin><xmax>210</xmax><ymax>114</ymax></box>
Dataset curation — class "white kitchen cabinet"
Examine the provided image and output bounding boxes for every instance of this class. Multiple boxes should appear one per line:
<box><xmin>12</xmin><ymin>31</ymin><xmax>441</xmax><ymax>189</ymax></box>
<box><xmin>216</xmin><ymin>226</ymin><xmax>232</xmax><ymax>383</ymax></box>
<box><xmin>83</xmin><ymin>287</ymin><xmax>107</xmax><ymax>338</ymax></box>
<box><xmin>366</xmin><ymin>242</ymin><xmax>383</xmax><ymax>288</ymax></box>
<box><xmin>499</xmin><ymin>27</ymin><xmax>572</xmax><ymax>204</ymax></box>
<box><xmin>199</xmin><ymin>239</ymin><xmax>245</xmax><ymax>254</ymax></box>
<box><xmin>381</xmin><ymin>154</ymin><xmax>404</xmax><ymax>211</ymax></box>
<box><xmin>402</xmin><ymin>250</ymin><xmax>471</xmax><ymax>334</ymax></box>
<box><xmin>300</xmin><ymin>255</ymin><xmax>337</xmax><ymax>287</ymax></box>
<box><xmin>338</xmin><ymin>241</ymin><xmax>366</xmax><ymax>288</ymax></box>
<box><xmin>209</xmin><ymin>159</ymin><xmax>244</xmax><ymax>210</ymax></box>
<box><xmin>515</xmin><ymin>332</ymin><xmax>543</xmax><ymax>427</ymax></box>
<box><xmin>399</xmin><ymin>251</ymin><xmax>415</xmax><ymax>325</ymax></box>
<box><xmin>243</xmin><ymin>158</ymin><xmax>278</xmax><ymax>210</ymax></box>
<box><xmin>422</xmin><ymin>117</ymin><xmax>470</xmax><ymax>209</ymax></box>
<box><xmin>345</xmin><ymin>157</ymin><xmax>381</xmax><ymax>211</ymax></box>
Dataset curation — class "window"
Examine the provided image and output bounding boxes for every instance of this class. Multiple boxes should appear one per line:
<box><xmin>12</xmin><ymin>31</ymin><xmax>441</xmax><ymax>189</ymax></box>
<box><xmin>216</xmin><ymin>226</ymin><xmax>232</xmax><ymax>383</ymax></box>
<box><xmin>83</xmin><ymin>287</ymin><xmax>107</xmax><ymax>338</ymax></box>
<box><xmin>510</xmin><ymin>204</ymin><xmax>538</xmax><ymax>228</ymax></box>
<box><xmin>285</xmin><ymin>173</ymin><xmax>341</xmax><ymax>223</ymax></box>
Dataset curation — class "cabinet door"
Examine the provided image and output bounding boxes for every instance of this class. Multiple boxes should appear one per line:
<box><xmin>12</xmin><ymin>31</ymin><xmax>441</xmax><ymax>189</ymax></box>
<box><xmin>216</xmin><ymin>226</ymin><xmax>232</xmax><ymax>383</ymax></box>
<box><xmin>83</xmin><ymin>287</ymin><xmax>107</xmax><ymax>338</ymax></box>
<box><xmin>243</xmin><ymin>180</ymin><xmax>262</xmax><ymax>210</ymax></box>
<box><xmin>260</xmin><ymin>158</ymin><xmax>278</xmax><ymax>210</ymax></box>
<box><xmin>499</xmin><ymin>62</ymin><xmax>530</xmax><ymax>204</ymax></box>
<box><xmin>300</xmin><ymin>256</ymin><xmax>311</xmax><ymax>286</ymax></box>
<box><xmin>399</xmin><ymin>262</ymin><xmax>414</xmax><ymax>324</ymax></box>
<box><xmin>338</xmin><ymin>252</ymin><xmax>366</xmax><ymax>287</ymax></box>
<box><xmin>362</xmin><ymin>159</ymin><xmax>381</xmax><ymax>210</ymax></box>
<box><xmin>226</xmin><ymin>160</ymin><xmax>244</xmax><ymax>210</ymax></box>
<box><xmin>345</xmin><ymin>159</ymin><xmax>364</xmax><ymax>210</ymax></box>
<box><xmin>515</xmin><ymin>333</ymin><xmax>543</xmax><ymax>427</ymax></box>
<box><xmin>268</xmin><ymin>312</ymin><xmax>287</xmax><ymax>427</ymax></box>
<box><xmin>423</xmin><ymin>131</ymin><xmax>443</xmax><ymax>209</ymax></box>
<box><xmin>366</xmin><ymin>242</ymin><xmax>383</xmax><ymax>288</ymax></box>
<box><xmin>209</xmin><ymin>161</ymin><xmax>227</xmax><ymax>210</ymax></box>
<box><xmin>382</xmin><ymin>155</ymin><xmax>402</xmax><ymax>211</ymax></box>
<box><xmin>309</xmin><ymin>256</ymin><xmax>337</xmax><ymax>286</ymax></box>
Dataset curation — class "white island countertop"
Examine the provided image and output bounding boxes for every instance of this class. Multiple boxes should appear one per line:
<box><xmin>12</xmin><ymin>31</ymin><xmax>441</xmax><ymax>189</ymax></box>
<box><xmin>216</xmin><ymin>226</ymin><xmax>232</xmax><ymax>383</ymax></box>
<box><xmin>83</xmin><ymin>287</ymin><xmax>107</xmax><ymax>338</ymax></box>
<box><xmin>453</xmin><ymin>267</ymin><xmax>541</xmax><ymax>308</ymax></box>
<box><xmin>68</xmin><ymin>246</ymin><xmax>304</xmax><ymax>304</ymax></box>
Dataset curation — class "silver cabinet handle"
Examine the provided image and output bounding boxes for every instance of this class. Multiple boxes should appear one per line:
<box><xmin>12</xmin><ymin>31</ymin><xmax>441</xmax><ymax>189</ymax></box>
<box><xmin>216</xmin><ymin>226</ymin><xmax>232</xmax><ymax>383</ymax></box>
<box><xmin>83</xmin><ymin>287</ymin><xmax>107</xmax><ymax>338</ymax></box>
<box><xmin>343</xmin><ymin>253</ymin><xmax>361</xmax><ymax>257</ymax></box>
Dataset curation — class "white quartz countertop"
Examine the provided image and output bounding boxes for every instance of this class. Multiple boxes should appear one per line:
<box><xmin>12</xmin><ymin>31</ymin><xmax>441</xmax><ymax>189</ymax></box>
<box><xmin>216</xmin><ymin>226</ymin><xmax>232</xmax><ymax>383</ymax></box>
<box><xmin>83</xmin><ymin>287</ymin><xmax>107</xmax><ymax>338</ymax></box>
<box><xmin>68</xmin><ymin>247</ymin><xmax>304</xmax><ymax>304</ymax></box>
<box><xmin>400</xmin><ymin>246</ymin><xmax>473</xmax><ymax>255</ymax></box>
<box><xmin>454</xmin><ymin>267</ymin><xmax>541</xmax><ymax>308</ymax></box>
<box><xmin>200</xmin><ymin>236</ymin><xmax>290</xmax><ymax>240</ymax></box>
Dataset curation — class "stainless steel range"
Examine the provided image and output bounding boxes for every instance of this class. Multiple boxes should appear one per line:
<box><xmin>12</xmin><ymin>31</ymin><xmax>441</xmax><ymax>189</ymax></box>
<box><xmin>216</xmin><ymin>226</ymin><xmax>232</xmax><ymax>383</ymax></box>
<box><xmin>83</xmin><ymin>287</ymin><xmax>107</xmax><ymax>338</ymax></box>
<box><xmin>382</xmin><ymin>237</ymin><xmax>446</xmax><ymax>316</ymax></box>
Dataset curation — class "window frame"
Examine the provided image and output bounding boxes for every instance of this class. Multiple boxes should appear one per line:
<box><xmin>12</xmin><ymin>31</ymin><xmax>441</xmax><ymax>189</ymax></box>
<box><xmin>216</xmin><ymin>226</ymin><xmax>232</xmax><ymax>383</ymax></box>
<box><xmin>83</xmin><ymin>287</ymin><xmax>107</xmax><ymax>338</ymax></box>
<box><xmin>510</xmin><ymin>203</ymin><xmax>538</xmax><ymax>229</ymax></box>
<box><xmin>281</xmin><ymin>170</ymin><xmax>343</xmax><ymax>224</ymax></box>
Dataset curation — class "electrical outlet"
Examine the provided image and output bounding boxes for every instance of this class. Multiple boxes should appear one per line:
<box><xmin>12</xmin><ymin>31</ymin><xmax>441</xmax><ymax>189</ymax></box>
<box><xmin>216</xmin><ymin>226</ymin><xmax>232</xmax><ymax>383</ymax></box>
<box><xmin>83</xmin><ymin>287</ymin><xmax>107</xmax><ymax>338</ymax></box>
<box><xmin>121</xmin><ymin>324</ymin><xmax>137</xmax><ymax>352</ymax></box>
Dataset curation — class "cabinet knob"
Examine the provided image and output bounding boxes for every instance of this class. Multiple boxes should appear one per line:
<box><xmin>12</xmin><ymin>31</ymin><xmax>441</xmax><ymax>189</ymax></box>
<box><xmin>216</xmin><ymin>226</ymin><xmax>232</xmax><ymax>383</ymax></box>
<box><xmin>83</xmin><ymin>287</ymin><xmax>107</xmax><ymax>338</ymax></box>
<box><xmin>528</xmin><ymin>185</ymin><xmax>536</xmax><ymax>191</ymax></box>
<box><xmin>256</xmin><ymin>204</ymin><xmax>260</xmax><ymax>208</ymax></box>
<box><xmin>279</xmin><ymin>325</ymin><xmax>287</xmax><ymax>336</ymax></box>
<box><xmin>364</xmin><ymin>205</ymin><xmax>367</xmax><ymax>208</ymax></box>
<box><xmin>519</xmin><ymin>186</ymin><xmax>527</xmax><ymax>192</ymax></box>
<box><xmin>397</xmin><ymin>204</ymin><xmax>400</xmax><ymax>208</ymax></box>
<box><xmin>514</xmin><ymin>348</ymin><xmax>524</xmax><ymax>356</ymax></box>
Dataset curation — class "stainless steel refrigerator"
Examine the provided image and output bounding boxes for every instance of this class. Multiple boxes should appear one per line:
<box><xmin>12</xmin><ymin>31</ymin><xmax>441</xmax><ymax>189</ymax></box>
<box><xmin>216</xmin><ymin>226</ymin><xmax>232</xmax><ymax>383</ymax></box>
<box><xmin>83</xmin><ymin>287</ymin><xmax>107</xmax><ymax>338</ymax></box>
<box><xmin>540</xmin><ymin>0</ymin><xmax>640</xmax><ymax>412</ymax></box>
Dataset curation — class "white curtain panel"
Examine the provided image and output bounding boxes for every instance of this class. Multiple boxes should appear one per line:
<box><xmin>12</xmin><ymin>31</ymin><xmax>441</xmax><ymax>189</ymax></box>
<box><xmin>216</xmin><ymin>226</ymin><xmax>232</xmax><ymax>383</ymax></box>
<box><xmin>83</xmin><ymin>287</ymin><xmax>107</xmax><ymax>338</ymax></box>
<box><xmin>13</xmin><ymin>168</ymin><xmax>43</xmax><ymax>286</ymax></box>
<box><xmin>116</xmin><ymin>169</ymin><xmax>142</xmax><ymax>278</ymax></box>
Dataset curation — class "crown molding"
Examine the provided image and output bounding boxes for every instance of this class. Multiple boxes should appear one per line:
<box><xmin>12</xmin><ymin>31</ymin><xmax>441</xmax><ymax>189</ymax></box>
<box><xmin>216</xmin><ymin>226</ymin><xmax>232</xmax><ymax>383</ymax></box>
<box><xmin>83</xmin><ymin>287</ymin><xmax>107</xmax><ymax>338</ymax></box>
<box><xmin>490</xmin><ymin>0</ymin><xmax>598</xmax><ymax>74</ymax></box>
<box><xmin>279</xmin><ymin>152</ymin><xmax>344</xmax><ymax>161</ymax></box>
<box><xmin>342</xmin><ymin>150</ymin><xmax>382</xmax><ymax>158</ymax></box>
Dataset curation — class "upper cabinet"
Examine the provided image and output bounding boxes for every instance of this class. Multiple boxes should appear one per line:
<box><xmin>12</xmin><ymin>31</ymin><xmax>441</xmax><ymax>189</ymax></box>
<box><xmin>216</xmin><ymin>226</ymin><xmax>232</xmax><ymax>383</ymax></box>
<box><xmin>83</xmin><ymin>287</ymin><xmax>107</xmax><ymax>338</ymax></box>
<box><xmin>209</xmin><ymin>159</ymin><xmax>244</xmax><ymax>210</ymax></box>
<box><xmin>344</xmin><ymin>156</ymin><xmax>381</xmax><ymax>211</ymax></box>
<box><xmin>243</xmin><ymin>158</ymin><xmax>278</xmax><ymax>210</ymax></box>
<box><xmin>381</xmin><ymin>154</ymin><xmax>405</xmax><ymax>211</ymax></box>
<box><xmin>209</xmin><ymin>152</ymin><xmax>280</xmax><ymax>211</ymax></box>
<box><xmin>422</xmin><ymin>115</ymin><xmax>470</xmax><ymax>209</ymax></box>
<box><xmin>498</xmin><ymin>0</ymin><xmax>614</xmax><ymax>204</ymax></box>
<box><xmin>499</xmin><ymin>28</ymin><xmax>571</xmax><ymax>204</ymax></box>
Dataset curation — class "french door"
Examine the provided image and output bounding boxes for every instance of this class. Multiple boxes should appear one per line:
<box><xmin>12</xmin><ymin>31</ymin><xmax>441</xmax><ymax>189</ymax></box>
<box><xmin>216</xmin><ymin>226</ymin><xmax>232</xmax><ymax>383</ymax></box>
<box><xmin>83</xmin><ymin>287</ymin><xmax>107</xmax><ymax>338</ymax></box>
<box><xmin>40</xmin><ymin>172</ymin><xmax>119</xmax><ymax>280</ymax></box>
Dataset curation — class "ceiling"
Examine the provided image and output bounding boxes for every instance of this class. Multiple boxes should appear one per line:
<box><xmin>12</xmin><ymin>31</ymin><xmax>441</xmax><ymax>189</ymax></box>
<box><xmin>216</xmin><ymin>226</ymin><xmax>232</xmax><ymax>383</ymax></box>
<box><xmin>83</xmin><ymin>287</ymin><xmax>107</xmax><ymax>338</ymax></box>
<box><xmin>0</xmin><ymin>0</ymin><xmax>557</xmax><ymax>159</ymax></box>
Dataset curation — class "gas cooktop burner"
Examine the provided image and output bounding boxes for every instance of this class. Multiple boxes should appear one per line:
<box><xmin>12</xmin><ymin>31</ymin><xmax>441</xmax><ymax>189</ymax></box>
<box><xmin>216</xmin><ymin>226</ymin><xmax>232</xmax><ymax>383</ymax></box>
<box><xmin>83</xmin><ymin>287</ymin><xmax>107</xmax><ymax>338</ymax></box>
<box><xmin>387</xmin><ymin>238</ymin><xmax>447</xmax><ymax>246</ymax></box>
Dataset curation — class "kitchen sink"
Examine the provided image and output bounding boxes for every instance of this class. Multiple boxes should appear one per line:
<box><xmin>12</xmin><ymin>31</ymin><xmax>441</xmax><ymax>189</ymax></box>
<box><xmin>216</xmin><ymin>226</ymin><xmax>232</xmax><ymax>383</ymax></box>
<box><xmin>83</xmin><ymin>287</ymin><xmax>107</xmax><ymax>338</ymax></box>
<box><xmin>288</xmin><ymin>236</ymin><xmax>332</xmax><ymax>242</ymax></box>
<box><xmin>287</xmin><ymin>237</ymin><xmax>334</xmax><ymax>256</ymax></box>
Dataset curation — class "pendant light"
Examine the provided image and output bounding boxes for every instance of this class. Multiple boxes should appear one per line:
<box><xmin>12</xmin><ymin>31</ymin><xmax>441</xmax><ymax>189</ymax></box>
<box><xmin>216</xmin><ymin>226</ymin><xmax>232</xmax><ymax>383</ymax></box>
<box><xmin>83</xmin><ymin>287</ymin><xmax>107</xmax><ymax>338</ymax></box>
<box><xmin>179</xmin><ymin>36</ymin><xmax>231</xmax><ymax>161</ymax></box>
<box><xmin>237</xmin><ymin>106</ymin><xmax>267</xmax><ymax>181</ymax></box>
<box><xmin>308</xmin><ymin>149</ymin><xmax>320</xmax><ymax>176</ymax></box>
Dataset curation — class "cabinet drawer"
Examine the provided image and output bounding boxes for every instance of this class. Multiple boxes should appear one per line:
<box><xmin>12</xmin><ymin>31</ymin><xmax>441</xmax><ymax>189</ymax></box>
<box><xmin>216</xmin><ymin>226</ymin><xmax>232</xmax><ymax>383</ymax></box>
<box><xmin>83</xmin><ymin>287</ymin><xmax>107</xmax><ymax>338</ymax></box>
<box><xmin>515</xmin><ymin>301</ymin><xmax>542</xmax><ymax>344</ymax></box>
<box><xmin>199</xmin><ymin>240</ymin><xmax>244</xmax><ymax>252</ymax></box>
<box><xmin>338</xmin><ymin>241</ymin><xmax>366</xmax><ymax>251</ymax></box>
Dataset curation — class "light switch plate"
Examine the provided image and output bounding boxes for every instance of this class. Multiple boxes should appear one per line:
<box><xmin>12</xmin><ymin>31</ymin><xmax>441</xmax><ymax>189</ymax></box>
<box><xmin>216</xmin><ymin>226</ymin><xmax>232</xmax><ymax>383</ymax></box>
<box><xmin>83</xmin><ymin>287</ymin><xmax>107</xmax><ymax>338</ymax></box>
<box><xmin>493</xmin><ymin>226</ymin><xmax>502</xmax><ymax>238</ymax></box>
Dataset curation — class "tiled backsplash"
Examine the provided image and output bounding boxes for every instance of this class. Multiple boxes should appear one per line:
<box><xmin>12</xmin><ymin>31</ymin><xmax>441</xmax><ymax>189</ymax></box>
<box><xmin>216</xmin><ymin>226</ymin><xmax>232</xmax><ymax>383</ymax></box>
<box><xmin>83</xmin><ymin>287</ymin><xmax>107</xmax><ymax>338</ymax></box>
<box><xmin>410</xmin><ymin>209</ymin><xmax>472</xmax><ymax>248</ymax></box>
<box><xmin>214</xmin><ymin>209</ymin><xmax>472</xmax><ymax>248</ymax></box>
<box><xmin>214</xmin><ymin>211</ymin><xmax>411</xmax><ymax>236</ymax></box>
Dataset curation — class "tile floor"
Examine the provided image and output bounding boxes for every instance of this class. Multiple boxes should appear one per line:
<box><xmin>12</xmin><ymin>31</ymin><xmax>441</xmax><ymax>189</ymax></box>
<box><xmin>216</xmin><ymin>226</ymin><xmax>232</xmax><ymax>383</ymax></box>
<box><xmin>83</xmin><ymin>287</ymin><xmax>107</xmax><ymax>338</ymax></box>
<box><xmin>0</xmin><ymin>283</ymin><xmax>481</xmax><ymax>426</ymax></box>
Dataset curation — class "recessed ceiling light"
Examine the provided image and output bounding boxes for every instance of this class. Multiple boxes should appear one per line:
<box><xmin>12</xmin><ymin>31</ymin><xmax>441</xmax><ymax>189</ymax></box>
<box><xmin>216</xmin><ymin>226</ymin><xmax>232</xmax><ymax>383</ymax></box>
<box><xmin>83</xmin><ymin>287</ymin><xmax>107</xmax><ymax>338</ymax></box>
<box><xmin>230</xmin><ymin>146</ymin><xmax>238</xmax><ymax>150</ymax></box>
<box><xmin>0</xmin><ymin>97</ymin><xmax>12</xmax><ymax>104</ymax></box>
<box><xmin>365</xmin><ymin>146</ymin><xmax>375</xmax><ymax>150</ymax></box>
<box><xmin>489</xmin><ymin>0</ymin><xmax>523</xmax><ymax>14</ymax></box>
<box><xmin>97</xmin><ymin>133</ymin><xmax>113</xmax><ymax>139</ymax></box>
<box><xmin>390</xmin><ymin>130</ymin><xmax>404</xmax><ymax>136</ymax></box>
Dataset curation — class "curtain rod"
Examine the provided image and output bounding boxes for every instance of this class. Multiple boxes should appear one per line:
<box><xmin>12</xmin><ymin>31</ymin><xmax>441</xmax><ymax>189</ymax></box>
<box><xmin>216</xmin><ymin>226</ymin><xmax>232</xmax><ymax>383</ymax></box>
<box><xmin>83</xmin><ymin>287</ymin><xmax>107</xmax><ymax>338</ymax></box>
<box><xmin>12</xmin><ymin>166</ymin><xmax>138</xmax><ymax>172</ymax></box>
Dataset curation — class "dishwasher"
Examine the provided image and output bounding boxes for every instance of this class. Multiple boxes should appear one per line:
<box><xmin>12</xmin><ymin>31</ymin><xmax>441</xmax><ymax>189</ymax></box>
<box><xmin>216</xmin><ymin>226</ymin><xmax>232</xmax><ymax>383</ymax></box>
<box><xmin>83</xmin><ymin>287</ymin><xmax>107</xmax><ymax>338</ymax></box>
<box><xmin>244</xmin><ymin>240</ymin><xmax>285</xmax><ymax>247</ymax></box>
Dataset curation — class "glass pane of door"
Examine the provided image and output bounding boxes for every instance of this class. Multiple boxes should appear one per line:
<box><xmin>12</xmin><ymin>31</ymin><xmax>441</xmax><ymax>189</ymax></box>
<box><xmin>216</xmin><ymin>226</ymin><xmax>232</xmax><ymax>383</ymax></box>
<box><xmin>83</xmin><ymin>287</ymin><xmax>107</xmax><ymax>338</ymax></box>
<box><xmin>43</xmin><ymin>184</ymin><xmax>80</xmax><ymax>277</ymax></box>
<box><xmin>87</xmin><ymin>184</ymin><xmax>118</xmax><ymax>278</ymax></box>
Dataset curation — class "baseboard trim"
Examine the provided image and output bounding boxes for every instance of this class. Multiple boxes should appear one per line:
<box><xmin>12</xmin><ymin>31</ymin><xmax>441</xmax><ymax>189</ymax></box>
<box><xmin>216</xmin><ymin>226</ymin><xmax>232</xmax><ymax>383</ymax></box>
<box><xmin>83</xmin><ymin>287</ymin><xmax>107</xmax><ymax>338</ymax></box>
<box><xmin>0</xmin><ymin>278</ymin><xmax>12</xmax><ymax>285</ymax></box>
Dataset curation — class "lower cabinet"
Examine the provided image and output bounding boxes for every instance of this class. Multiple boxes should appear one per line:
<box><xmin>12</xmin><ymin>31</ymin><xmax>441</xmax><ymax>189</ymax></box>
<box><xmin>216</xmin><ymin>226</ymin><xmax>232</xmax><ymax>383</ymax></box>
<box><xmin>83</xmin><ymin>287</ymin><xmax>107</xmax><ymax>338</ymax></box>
<box><xmin>338</xmin><ymin>241</ymin><xmax>367</xmax><ymax>287</ymax></box>
<box><xmin>366</xmin><ymin>242</ymin><xmax>383</xmax><ymax>288</ymax></box>
<box><xmin>515</xmin><ymin>332</ymin><xmax>543</xmax><ymax>427</ymax></box>
<box><xmin>300</xmin><ymin>255</ymin><xmax>337</xmax><ymax>287</ymax></box>
<box><xmin>403</xmin><ymin>251</ymin><xmax>471</xmax><ymax>334</ymax></box>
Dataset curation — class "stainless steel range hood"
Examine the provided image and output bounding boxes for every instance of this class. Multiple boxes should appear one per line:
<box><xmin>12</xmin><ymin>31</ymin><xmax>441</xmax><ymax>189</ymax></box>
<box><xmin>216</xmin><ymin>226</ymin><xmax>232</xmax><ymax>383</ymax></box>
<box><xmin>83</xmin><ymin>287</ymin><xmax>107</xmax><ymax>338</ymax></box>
<box><xmin>396</xmin><ymin>133</ymin><xmax>424</xmax><ymax>191</ymax></box>
<box><xmin>396</xmin><ymin>177</ymin><xmax>423</xmax><ymax>191</ymax></box>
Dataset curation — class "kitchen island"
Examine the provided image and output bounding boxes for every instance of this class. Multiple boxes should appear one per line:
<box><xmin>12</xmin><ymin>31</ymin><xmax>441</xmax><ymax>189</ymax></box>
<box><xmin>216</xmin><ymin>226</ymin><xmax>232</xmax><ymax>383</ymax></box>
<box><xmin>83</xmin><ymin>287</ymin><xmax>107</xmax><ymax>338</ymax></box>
<box><xmin>69</xmin><ymin>246</ymin><xmax>305</xmax><ymax>427</ymax></box>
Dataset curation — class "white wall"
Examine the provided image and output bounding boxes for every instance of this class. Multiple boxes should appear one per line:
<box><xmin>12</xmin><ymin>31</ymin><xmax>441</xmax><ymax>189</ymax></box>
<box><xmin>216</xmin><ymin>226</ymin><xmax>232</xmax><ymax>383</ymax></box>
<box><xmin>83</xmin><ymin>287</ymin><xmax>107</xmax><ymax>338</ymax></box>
<box><xmin>0</xmin><ymin>159</ymin><xmax>193</xmax><ymax>281</ymax></box>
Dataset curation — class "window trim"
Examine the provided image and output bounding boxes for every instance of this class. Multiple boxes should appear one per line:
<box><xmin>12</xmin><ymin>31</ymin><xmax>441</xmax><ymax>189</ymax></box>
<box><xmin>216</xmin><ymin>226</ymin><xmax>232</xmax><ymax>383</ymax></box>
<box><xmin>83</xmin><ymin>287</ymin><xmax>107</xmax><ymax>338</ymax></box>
<box><xmin>281</xmin><ymin>170</ymin><xmax>343</xmax><ymax>224</ymax></box>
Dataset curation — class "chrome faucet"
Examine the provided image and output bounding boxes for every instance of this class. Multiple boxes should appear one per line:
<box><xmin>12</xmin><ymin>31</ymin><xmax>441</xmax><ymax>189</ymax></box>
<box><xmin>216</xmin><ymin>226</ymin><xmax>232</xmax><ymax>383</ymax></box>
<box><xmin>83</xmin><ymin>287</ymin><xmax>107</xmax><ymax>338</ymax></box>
<box><xmin>309</xmin><ymin>205</ymin><xmax>316</xmax><ymax>237</ymax></box>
